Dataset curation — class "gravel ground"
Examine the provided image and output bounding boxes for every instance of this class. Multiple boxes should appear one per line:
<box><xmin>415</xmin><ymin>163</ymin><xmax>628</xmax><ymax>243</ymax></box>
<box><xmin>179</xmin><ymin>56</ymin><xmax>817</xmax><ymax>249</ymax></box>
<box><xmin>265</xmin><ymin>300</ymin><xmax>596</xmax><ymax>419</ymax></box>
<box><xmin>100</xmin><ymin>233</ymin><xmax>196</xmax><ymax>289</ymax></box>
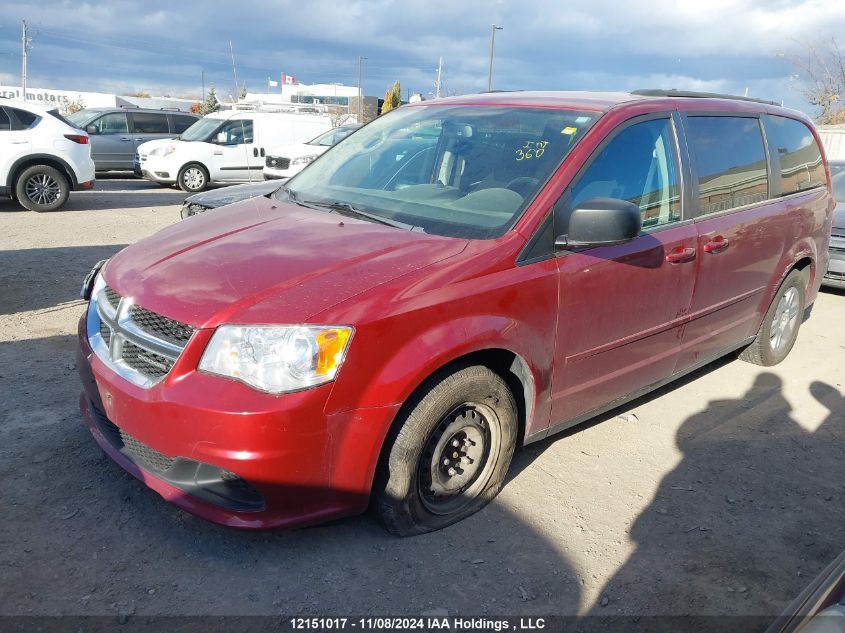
<box><xmin>0</xmin><ymin>179</ymin><xmax>843</xmax><ymax>628</ymax></box>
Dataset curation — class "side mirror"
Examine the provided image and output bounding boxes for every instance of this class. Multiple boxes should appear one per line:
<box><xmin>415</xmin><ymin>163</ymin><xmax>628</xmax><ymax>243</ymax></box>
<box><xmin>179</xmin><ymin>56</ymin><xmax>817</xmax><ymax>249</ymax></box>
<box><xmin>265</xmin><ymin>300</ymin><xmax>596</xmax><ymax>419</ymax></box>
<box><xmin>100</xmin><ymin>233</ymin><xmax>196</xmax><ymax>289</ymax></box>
<box><xmin>555</xmin><ymin>197</ymin><xmax>641</xmax><ymax>249</ymax></box>
<box><xmin>216</xmin><ymin>131</ymin><xmax>228</xmax><ymax>144</ymax></box>
<box><xmin>86</xmin><ymin>125</ymin><xmax>98</xmax><ymax>135</ymax></box>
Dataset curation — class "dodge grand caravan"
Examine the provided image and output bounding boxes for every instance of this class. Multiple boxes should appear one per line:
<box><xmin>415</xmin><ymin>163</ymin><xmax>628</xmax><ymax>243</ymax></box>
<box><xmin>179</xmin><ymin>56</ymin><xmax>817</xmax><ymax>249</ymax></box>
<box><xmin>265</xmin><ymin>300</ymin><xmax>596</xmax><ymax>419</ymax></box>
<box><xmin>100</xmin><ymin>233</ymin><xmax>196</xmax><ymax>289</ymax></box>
<box><xmin>77</xmin><ymin>90</ymin><xmax>834</xmax><ymax>536</ymax></box>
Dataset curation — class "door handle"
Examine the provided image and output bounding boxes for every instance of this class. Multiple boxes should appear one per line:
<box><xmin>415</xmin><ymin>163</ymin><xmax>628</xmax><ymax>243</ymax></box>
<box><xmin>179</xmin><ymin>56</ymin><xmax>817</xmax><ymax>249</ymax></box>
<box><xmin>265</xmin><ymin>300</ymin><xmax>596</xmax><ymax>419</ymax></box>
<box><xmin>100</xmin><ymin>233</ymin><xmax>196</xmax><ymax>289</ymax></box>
<box><xmin>120</xmin><ymin>137</ymin><xmax>132</xmax><ymax>141</ymax></box>
<box><xmin>10</xmin><ymin>140</ymin><xmax>28</xmax><ymax>144</ymax></box>
<box><xmin>253</xmin><ymin>147</ymin><xmax>258</xmax><ymax>157</ymax></box>
<box><xmin>260</xmin><ymin>148</ymin><xmax>265</xmax><ymax>157</ymax></box>
<box><xmin>665</xmin><ymin>246</ymin><xmax>696</xmax><ymax>264</ymax></box>
<box><xmin>703</xmin><ymin>237</ymin><xmax>730</xmax><ymax>254</ymax></box>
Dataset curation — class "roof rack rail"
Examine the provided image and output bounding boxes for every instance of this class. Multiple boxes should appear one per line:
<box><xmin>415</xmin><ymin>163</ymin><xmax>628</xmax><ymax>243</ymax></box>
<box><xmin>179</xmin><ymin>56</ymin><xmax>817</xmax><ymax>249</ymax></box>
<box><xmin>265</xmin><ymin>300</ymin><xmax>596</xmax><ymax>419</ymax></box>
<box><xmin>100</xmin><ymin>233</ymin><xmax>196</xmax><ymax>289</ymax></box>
<box><xmin>632</xmin><ymin>89</ymin><xmax>781</xmax><ymax>107</ymax></box>
<box><xmin>160</xmin><ymin>107</ymin><xmax>181</xmax><ymax>111</ymax></box>
<box><xmin>119</xmin><ymin>104</ymin><xmax>140</xmax><ymax>108</ymax></box>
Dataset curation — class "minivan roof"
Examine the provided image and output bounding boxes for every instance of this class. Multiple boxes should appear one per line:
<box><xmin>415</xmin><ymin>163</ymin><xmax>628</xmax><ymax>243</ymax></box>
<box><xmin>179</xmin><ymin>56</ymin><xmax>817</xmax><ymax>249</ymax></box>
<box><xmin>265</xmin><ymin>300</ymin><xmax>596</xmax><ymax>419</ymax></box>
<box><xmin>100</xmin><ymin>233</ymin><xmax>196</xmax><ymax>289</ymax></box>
<box><xmin>77</xmin><ymin>107</ymin><xmax>197</xmax><ymax>115</ymax></box>
<box><xmin>419</xmin><ymin>90</ymin><xmax>805</xmax><ymax>118</ymax></box>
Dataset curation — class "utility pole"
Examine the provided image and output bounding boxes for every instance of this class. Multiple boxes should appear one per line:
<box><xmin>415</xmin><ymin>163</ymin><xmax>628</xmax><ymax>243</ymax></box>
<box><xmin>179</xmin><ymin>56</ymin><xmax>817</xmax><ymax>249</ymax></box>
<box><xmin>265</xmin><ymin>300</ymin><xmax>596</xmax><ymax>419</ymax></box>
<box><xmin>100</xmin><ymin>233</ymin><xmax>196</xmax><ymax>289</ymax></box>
<box><xmin>21</xmin><ymin>20</ymin><xmax>29</xmax><ymax>99</ymax></box>
<box><xmin>435</xmin><ymin>56</ymin><xmax>443</xmax><ymax>98</ymax></box>
<box><xmin>357</xmin><ymin>56</ymin><xmax>366</xmax><ymax>122</ymax></box>
<box><xmin>487</xmin><ymin>24</ymin><xmax>503</xmax><ymax>92</ymax></box>
<box><xmin>229</xmin><ymin>40</ymin><xmax>239</xmax><ymax>103</ymax></box>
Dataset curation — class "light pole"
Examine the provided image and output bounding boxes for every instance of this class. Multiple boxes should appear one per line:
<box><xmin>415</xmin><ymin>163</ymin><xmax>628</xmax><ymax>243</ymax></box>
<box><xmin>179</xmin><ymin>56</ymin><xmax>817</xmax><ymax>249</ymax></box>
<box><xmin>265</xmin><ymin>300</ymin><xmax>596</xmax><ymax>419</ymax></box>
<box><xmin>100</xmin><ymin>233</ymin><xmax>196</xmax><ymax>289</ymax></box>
<box><xmin>357</xmin><ymin>56</ymin><xmax>367</xmax><ymax>122</ymax></box>
<box><xmin>487</xmin><ymin>24</ymin><xmax>503</xmax><ymax>92</ymax></box>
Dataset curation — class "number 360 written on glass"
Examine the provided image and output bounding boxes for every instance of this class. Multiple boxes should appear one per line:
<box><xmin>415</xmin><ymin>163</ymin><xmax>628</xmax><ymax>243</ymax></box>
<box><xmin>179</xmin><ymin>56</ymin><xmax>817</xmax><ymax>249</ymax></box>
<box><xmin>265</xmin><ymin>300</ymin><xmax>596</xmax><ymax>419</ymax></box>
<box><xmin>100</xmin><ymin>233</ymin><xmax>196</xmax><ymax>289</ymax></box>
<box><xmin>515</xmin><ymin>140</ymin><xmax>550</xmax><ymax>161</ymax></box>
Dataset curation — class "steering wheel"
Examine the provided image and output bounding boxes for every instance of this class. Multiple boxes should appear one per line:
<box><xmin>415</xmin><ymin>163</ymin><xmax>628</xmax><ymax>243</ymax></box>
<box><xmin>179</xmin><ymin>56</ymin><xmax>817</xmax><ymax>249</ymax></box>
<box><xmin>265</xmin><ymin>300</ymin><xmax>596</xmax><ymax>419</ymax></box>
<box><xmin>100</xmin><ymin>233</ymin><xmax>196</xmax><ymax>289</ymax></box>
<box><xmin>506</xmin><ymin>177</ymin><xmax>540</xmax><ymax>197</ymax></box>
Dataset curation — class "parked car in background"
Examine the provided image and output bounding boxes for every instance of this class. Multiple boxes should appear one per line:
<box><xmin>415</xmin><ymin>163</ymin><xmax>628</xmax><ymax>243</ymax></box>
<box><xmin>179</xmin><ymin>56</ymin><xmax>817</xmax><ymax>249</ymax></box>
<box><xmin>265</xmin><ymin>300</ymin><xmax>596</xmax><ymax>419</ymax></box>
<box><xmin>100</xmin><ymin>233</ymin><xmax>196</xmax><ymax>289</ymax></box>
<box><xmin>823</xmin><ymin>169</ymin><xmax>845</xmax><ymax>287</ymax></box>
<box><xmin>136</xmin><ymin>111</ymin><xmax>333</xmax><ymax>192</ymax></box>
<box><xmin>264</xmin><ymin>124</ymin><xmax>359</xmax><ymax>180</ymax></box>
<box><xmin>67</xmin><ymin>107</ymin><xmax>198</xmax><ymax>172</ymax></box>
<box><xmin>1</xmin><ymin>99</ymin><xmax>94</xmax><ymax>212</ymax></box>
<box><xmin>78</xmin><ymin>90</ymin><xmax>832</xmax><ymax>535</ymax></box>
<box><xmin>829</xmin><ymin>159</ymin><xmax>845</xmax><ymax>176</ymax></box>
<box><xmin>180</xmin><ymin>180</ymin><xmax>283</xmax><ymax>219</ymax></box>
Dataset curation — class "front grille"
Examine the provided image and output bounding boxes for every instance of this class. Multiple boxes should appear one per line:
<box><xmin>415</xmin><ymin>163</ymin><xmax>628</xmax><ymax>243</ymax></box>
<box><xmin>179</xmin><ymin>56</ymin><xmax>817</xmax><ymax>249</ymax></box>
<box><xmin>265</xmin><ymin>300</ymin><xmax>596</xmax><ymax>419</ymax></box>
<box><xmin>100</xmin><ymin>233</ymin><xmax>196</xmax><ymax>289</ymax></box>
<box><xmin>265</xmin><ymin>156</ymin><xmax>290</xmax><ymax>170</ymax></box>
<box><xmin>128</xmin><ymin>305</ymin><xmax>194</xmax><ymax>346</ymax></box>
<box><xmin>119</xmin><ymin>429</ymin><xmax>177</xmax><ymax>472</ymax></box>
<box><xmin>89</xmin><ymin>287</ymin><xmax>195</xmax><ymax>388</ymax></box>
<box><xmin>99</xmin><ymin>320</ymin><xmax>112</xmax><ymax>347</ymax></box>
<box><xmin>104</xmin><ymin>286</ymin><xmax>121</xmax><ymax>311</ymax></box>
<box><xmin>121</xmin><ymin>340</ymin><xmax>173</xmax><ymax>378</ymax></box>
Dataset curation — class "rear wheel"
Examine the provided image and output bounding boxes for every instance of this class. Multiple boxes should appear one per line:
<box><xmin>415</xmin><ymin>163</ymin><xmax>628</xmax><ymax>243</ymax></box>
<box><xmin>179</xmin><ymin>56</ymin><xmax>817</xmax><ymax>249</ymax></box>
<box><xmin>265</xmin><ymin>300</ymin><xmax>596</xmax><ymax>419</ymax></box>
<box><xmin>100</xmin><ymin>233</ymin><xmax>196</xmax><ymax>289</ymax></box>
<box><xmin>15</xmin><ymin>165</ymin><xmax>69</xmax><ymax>212</ymax></box>
<box><xmin>375</xmin><ymin>365</ymin><xmax>517</xmax><ymax>537</ymax></box>
<box><xmin>177</xmin><ymin>163</ymin><xmax>208</xmax><ymax>192</ymax></box>
<box><xmin>738</xmin><ymin>269</ymin><xmax>806</xmax><ymax>366</ymax></box>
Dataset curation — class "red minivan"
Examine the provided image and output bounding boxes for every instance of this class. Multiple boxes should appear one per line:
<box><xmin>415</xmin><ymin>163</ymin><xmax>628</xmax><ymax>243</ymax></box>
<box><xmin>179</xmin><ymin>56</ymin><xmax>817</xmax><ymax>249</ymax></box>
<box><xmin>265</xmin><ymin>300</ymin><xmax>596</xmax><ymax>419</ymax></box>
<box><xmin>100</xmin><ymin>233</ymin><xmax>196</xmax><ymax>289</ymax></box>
<box><xmin>77</xmin><ymin>90</ymin><xmax>834</xmax><ymax>536</ymax></box>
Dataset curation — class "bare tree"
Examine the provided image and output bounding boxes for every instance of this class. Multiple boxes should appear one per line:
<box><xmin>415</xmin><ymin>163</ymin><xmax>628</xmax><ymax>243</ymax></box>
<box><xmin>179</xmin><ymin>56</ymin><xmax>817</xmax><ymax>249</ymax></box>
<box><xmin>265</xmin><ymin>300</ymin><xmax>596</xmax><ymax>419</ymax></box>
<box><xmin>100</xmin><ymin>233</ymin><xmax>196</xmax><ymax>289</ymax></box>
<box><xmin>792</xmin><ymin>38</ymin><xmax>845</xmax><ymax>124</ymax></box>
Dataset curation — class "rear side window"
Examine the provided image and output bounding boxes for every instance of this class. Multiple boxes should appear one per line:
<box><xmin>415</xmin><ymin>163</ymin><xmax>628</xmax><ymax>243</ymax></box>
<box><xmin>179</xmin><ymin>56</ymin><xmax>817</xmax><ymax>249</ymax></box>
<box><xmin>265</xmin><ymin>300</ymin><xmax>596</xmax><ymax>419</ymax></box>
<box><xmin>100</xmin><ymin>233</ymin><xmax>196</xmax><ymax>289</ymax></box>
<box><xmin>47</xmin><ymin>109</ymin><xmax>75</xmax><ymax>127</ymax></box>
<box><xmin>686</xmin><ymin>116</ymin><xmax>768</xmax><ymax>215</ymax></box>
<box><xmin>0</xmin><ymin>108</ymin><xmax>10</xmax><ymax>131</ymax></box>
<box><xmin>171</xmin><ymin>114</ymin><xmax>197</xmax><ymax>133</ymax></box>
<box><xmin>131</xmin><ymin>112</ymin><xmax>169</xmax><ymax>134</ymax></box>
<box><xmin>9</xmin><ymin>108</ymin><xmax>38</xmax><ymax>129</ymax></box>
<box><xmin>765</xmin><ymin>115</ymin><xmax>826</xmax><ymax>196</ymax></box>
<box><xmin>569</xmin><ymin>117</ymin><xmax>681</xmax><ymax>229</ymax></box>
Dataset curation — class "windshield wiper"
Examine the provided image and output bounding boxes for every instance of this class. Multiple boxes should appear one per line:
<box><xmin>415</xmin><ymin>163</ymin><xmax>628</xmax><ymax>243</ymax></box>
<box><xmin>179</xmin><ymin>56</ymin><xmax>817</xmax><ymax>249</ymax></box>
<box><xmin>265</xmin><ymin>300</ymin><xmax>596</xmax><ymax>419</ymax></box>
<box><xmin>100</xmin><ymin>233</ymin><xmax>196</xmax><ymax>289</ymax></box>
<box><xmin>300</xmin><ymin>199</ymin><xmax>423</xmax><ymax>232</ymax></box>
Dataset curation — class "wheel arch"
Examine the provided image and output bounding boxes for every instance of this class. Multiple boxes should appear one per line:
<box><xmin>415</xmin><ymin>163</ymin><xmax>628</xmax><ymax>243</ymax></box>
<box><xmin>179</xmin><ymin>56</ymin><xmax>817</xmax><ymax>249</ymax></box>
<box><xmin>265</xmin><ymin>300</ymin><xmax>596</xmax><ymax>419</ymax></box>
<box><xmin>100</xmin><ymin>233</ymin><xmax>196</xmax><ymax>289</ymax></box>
<box><xmin>7</xmin><ymin>154</ymin><xmax>77</xmax><ymax>195</ymax></box>
<box><xmin>368</xmin><ymin>346</ymin><xmax>536</xmax><ymax>501</ymax></box>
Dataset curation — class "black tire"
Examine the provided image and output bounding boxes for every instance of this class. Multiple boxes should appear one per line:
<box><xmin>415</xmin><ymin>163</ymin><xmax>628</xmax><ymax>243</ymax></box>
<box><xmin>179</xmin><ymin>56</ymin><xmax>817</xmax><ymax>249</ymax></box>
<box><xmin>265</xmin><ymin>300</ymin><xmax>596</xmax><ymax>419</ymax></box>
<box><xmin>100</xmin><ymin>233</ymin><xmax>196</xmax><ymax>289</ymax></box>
<box><xmin>375</xmin><ymin>365</ymin><xmax>517</xmax><ymax>537</ymax></box>
<box><xmin>738</xmin><ymin>269</ymin><xmax>806</xmax><ymax>366</ymax></box>
<box><xmin>177</xmin><ymin>163</ymin><xmax>208</xmax><ymax>193</ymax></box>
<box><xmin>15</xmin><ymin>165</ymin><xmax>69</xmax><ymax>212</ymax></box>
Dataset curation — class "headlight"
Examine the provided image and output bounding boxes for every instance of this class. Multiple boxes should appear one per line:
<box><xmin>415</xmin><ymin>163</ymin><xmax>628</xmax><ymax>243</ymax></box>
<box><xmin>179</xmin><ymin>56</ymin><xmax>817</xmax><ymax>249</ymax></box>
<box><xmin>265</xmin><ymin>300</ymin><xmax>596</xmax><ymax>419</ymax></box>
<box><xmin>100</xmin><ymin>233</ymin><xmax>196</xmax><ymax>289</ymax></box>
<box><xmin>149</xmin><ymin>145</ymin><xmax>176</xmax><ymax>157</ymax></box>
<box><xmin>291</xmin><ymin>154</ymin><xmax>319</xmax><ymax>166</ymax></box>
<box><xmin>199</xmin><ymin>325</ymin><xmax>353</xmax><ymax>393</ymax></box>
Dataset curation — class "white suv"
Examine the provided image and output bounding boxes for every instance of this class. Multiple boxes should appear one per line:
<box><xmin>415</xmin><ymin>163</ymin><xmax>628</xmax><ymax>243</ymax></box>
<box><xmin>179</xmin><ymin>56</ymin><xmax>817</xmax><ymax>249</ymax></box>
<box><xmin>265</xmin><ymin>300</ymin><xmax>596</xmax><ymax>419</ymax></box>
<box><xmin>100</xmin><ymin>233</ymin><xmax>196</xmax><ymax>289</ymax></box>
<box><xmin>1</xmin><ymin>99</ymin><xmax>95</xmax><ymax>212</ymax></box>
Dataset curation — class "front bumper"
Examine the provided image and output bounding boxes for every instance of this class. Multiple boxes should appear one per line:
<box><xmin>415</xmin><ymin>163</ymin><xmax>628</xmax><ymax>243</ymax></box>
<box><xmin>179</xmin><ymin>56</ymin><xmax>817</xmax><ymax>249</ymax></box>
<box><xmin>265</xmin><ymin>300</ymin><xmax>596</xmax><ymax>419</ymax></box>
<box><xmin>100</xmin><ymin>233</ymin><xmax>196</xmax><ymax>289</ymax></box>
<box><xmin>822</xmin><ymin>234</ymin><xmax>845</xmax><ymax>288</ymax></box>
<box><xmin>263</xmin><ymin>165</ymin><xmax>305</xmax><ymax>180</ymax></box>
<box><xmin>76</xmin><ymin>314</ymin><xmax>399</xmax><ymax>529</ymax></box>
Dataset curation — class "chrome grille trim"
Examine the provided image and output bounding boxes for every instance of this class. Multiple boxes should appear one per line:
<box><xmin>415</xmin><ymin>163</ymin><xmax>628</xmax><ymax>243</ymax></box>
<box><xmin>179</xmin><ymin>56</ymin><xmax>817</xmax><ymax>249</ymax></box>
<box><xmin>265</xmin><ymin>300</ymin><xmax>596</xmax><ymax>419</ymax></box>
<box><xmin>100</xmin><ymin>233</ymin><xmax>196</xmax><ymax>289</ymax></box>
<box><xmin>87</xmin><ymin>287</ymin><xmax>196</xmax><ymax>388</ymax></box>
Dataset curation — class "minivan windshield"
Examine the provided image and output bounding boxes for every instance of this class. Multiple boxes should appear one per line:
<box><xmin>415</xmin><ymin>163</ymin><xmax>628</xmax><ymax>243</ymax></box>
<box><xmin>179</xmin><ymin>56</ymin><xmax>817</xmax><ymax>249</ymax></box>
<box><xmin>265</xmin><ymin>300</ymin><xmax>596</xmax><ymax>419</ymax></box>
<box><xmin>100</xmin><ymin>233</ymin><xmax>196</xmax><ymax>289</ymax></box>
<box><xmin>180</xmin><ymin>117</ymin><xmax>222</xmax><ymax>142</ymax></box>
<box><xmin>66</xmin><ymin>110</ymin><xmax>93</xmax><ymax>126</ymax></box>
<box><xmin>281</xmin><ymin>105</ymin><xmax>598</xmax><ymax>239</ymax></box>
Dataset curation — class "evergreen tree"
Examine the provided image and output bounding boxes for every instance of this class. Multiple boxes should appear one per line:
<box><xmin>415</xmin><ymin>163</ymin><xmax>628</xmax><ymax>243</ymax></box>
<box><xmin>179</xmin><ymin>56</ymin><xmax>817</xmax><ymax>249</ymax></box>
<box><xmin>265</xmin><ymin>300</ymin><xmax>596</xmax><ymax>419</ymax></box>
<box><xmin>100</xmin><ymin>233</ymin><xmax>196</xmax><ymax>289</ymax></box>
<box><xmin>380</xmin><ymin>81</ymin><xmax>402</xmax><ymax>115</ymax></box>
<box><xmin>201</xmin><ymin>87</ymin><xmax>219</xmax><ymax>115</ymax></box>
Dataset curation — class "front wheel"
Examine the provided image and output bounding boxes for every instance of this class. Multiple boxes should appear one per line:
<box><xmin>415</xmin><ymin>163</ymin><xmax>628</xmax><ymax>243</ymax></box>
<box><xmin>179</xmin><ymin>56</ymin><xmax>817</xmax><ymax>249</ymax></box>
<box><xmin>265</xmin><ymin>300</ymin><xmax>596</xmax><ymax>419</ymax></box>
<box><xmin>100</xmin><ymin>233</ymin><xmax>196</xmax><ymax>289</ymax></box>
<box><xmin>738</xmin><ymin>269</ymin><xmax>806</xmax><ymax>366</ymax></box>
<box><xmin>375</xmin><ymin>365</ymin><xmax>517</xmax><ymax>537</ymax></box>
<box><xmin>177</xmin><ymin>163</ymin><xmax>208</xmax><ymax>193</ymax></box>
<box><xmin>15</xmin><ymin>165</ymin><xmax>69</xmax><ymax>212</ymax></box>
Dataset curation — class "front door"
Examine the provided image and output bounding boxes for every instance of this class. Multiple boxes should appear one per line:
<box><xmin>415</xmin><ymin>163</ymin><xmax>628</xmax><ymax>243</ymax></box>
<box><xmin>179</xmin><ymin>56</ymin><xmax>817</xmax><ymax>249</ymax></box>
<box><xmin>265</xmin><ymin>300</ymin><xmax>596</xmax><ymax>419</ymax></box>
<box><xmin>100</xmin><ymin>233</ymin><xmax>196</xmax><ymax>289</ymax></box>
<box><xmin>208</xmin><ymin>118</ymin><xmax>255</xmax><ymax>182</ymax></box>
<box><xmin>550</xmin><ymin>115</ymin><xmax>696</xmax><ymax>429</ymax></box>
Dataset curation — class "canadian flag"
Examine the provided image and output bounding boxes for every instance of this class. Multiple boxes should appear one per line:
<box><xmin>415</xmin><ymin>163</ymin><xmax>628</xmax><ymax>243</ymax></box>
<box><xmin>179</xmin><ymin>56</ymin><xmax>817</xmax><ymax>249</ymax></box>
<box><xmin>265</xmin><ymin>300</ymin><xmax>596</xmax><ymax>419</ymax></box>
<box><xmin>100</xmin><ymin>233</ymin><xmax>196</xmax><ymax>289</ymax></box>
<box><xmin>281</xmin><ymin>73</ymin><xmax>296</xmax><ymax>85</ymax></box>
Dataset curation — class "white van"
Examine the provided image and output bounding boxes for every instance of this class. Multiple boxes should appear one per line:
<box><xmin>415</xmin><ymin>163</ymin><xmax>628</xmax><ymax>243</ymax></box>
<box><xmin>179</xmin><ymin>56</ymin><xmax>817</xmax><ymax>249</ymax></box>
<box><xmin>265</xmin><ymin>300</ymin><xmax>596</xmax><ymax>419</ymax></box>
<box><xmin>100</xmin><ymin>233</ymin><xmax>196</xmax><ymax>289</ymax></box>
<box><xmin>136</xmin><ymin>111</ymin><xmax>332</xmax><ymax>192</ymax></box>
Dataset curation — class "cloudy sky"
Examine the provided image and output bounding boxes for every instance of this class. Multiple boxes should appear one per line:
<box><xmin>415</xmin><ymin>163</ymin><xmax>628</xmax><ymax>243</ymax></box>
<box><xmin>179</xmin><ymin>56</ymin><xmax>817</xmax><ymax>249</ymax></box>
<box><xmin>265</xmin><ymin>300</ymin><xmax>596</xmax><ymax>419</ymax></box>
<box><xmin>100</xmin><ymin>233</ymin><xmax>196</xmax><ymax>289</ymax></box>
<box><xmin>1</xmin><ymin>0</ymin><xmax>844</xmax><ymax>115</ymax></box>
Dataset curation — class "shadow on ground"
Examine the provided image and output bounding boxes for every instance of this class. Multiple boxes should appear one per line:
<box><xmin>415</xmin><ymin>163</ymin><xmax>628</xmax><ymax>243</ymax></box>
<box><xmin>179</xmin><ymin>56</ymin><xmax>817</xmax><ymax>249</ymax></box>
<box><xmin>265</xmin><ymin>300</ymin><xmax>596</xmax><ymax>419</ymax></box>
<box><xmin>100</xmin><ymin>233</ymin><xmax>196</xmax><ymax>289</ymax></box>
<box><xmin>0</xmin><ymin>245</ymin><xmax>127</xmax><ymax>315</ymax></box>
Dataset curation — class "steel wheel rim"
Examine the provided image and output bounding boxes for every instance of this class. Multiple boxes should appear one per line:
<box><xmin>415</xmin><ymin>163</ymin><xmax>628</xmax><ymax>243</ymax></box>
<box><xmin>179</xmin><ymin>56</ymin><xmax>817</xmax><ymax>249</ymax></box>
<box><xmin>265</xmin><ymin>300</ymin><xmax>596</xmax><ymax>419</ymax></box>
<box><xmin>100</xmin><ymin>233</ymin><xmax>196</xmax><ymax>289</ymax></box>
<box><xmin>770</xmin><ymin>286</ymin><xmax>799</xmax><ymax>353</ymax></box>
<box><xmin>25</xmin><ymin>173</ymin><xmax>61</xmax><ymax>206</ymax></box>
<box><xmin>183</xmin><ymin>168</ymin><xmax>204</xmax><ymax>189</ymax></box>
<box><xmin>418</xmin><ymin>402</ymin><xmax>501</xmax><ymax>516</ymax></box>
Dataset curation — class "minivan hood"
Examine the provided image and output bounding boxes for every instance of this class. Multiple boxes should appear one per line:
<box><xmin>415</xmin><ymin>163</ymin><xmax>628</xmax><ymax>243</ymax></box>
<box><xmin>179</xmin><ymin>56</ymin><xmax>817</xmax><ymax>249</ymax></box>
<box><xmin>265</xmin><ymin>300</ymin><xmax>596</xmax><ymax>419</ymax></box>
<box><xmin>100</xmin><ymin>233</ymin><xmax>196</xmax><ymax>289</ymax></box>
<box><xmin>104</xmin><ymin>197</ymin><xmax>467</xmax><ymax>328</ymax></box>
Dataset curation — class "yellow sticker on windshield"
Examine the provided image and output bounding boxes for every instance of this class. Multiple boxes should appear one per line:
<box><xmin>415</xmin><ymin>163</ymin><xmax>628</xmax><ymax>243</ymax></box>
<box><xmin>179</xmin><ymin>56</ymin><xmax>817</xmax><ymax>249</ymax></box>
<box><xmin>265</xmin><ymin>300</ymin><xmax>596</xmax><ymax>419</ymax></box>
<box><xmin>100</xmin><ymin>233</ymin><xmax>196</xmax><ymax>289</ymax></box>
<box><xmin>561</xmin><ymin>126</ymin><xmax>577</xmax><ymax>135</ymax></box>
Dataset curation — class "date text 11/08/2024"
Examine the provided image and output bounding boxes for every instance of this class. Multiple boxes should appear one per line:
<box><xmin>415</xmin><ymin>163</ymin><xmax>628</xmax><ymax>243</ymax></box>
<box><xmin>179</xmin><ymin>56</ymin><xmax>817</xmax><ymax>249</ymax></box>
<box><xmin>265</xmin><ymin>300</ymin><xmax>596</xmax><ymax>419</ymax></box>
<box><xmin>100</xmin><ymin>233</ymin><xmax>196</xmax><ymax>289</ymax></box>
<box><xmin>288</xmin><ymin>617</ymin><xmax>547</xmax><ymax>630</ymax></box>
